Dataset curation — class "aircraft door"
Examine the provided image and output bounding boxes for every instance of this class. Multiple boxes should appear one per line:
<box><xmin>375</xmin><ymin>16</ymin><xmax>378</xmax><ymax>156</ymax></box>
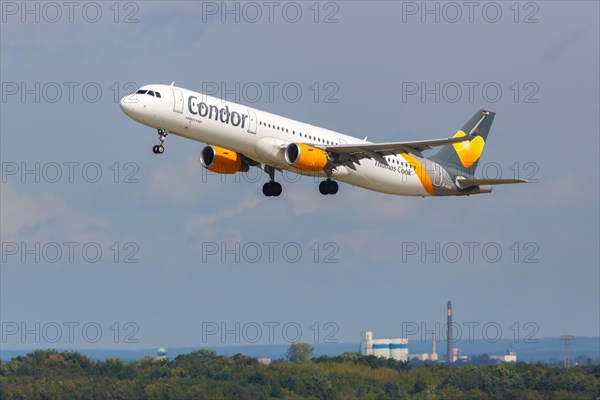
<box><xmin>172</xmin><ymin>89</ymin><xmax>184</xmax><ymax>113</ymax></box>
<box><xmin>432</xmin><ymin>162</ymin><xmax>443</xmax><ymax>187</ymax></box>
<box><xmin>247</xmin><ymin>109</ymin><xmax>257</xmax><ymax>134</ymax></box>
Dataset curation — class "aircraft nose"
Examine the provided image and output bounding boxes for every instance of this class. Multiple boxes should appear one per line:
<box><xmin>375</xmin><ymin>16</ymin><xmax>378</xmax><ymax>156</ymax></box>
<box><xmin>119</xmin><ymin>95</ymin><xmax>135</xmax><ymax>116</ymax></box>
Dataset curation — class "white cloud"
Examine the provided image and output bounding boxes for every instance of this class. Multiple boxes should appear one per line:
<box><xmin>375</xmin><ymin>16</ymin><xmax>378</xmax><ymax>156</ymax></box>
<box><xmin>1</xmin><ymin>181</ymin><xmax>47</xmax><ymax>242</ymax></box>
<box><xmin>0</xmin><ymin>181</ymin><xmax>110</xmax><ymax>243</ymax></box>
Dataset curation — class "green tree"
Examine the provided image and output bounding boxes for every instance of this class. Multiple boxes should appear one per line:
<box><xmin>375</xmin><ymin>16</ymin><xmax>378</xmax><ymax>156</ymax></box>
<box><xmin>285</xmin><ymin>342</ymin><xmax>314</xmax><ymax>363</ymax></box>
<box><xmin>469</xmin><ymin>354</ymin><xmax>498</xmax><ymax>366</ymax></box>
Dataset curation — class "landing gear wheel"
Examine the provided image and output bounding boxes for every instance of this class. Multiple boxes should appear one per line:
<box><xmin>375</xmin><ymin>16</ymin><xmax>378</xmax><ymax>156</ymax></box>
<box><xmin>152</xmin><ymin>145</ymin><xmax>165</xmax><ymax>154</ymax></box>
<box><xmin>329</xmin><ymin>180</ymin><xmax>338</xmax><ymax>195</ymax></box>
<box><xmin>319</xmin><ymin>180</ymin><xmax>339</xmax><ymax>195</ymax></box>
<box><xmin>319</xmin><ymin>181</ymin><xmax>330</xmax><ymax>195</ymax></box>
<box><xmin>263</xmin><ymin>182</ymin><xmax>273</xmax><ymax>197</ymax></box>
<box><xmin>262</xmin><ymin>165</ymin><xmax>282</xmax><ymax>197</ymax></box>
<box><xmin>262</xmin><ymin>181</ymin><xmax>282</xmax><ymax>197</ymax></box>
<box><xmin>272</xmin><ymin>182</ymin><xmax>282</xmax><ymax>196</ymax></box>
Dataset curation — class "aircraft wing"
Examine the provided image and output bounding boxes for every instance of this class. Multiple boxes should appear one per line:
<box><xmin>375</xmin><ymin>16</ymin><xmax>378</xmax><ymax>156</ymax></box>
<box><xmin>317</xmin><ymin>135</ymin><xmax>473</xmax><ymax>166</ymax></box>
<box><xmin>456</xmin><ymin>178</ymin><xmax>528</xmax><ymax>189</ymax></box>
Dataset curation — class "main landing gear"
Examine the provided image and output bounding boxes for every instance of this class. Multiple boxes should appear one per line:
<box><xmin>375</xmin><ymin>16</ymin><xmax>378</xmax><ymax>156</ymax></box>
<box><xmin>319</xmin><ymin>179</ymin><xmax>339</xmax><ymax>195</ymax></box>
<box><xmin>263</xmin><ymin>181</ymin><xmax>282</xmax><ymax>197</ymax></box>
<box><xmin>152</xmin><ymin>129</ymin><xmax>168</xmax><ymax>154</ymax></box>
<box><xmin>260</xmin><ymin>166</ymin><xmax>339</xmax><ymax>197</ymax></box>
<box><xmin>262</xmin><ymin>165</ymin><xmax>282</xmax><ymax>197</ymax></box>
<box><xmin>319</xmin><ymin>168</ymin><xmax>338</xmax><ymax>195</ymax></box>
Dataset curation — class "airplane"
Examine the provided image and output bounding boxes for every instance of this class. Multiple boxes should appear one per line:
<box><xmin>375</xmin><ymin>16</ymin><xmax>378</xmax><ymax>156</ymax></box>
<box><xmin>119</xmin><ymin>83</ymin><xmax>526</xmax><ymax>197</ymax></box>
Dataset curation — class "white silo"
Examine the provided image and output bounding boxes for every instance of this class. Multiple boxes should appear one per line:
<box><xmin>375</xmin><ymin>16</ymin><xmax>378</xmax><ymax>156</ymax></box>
<box><xmin>390</xmin><ymin>338</ymin><xmax>408</xmax><ymax>361</ymax></box>
<box><xmin>361</xmin><ymin>331</ymin><xmax>374</xmax><ymax>356</ymax></box>
<box><xmin>372</xmin><ymin>338</ymin><xmax>391</xmax><ymax>358</ymax></box>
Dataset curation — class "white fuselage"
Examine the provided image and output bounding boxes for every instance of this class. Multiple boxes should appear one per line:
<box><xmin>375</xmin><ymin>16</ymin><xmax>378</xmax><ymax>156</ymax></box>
<box><xmin>120</xmin><ymin>84</ymin><xmax>432</xmax><ymax>196</ymax></box>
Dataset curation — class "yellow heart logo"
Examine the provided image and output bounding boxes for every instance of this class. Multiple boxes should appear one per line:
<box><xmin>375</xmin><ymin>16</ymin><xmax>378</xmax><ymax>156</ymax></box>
<box><xmin>452</xmin><ymin>131</ymin><xmax>485</xmax><ymax>168</ymax></box>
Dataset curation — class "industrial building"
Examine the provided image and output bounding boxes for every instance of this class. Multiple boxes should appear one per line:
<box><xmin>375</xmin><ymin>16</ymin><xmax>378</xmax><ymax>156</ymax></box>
<box><xmin>491</xmin><ymin>347</ymin><xmax>517</xmax><ymax>363</ymax></box>
<box><xmin>411</xmin><ymin>331</ymin><xmax>439</xmax><ymax>362</ymax></box>
<box><xmin>362</xmin><ymin>301</ymin><xmax>518</xmax><ymax>365</ymax></box>
<box><xmin>361</xmin><ymin>331</ymin><xmax>409</xmax><ymax>362</ymax></box>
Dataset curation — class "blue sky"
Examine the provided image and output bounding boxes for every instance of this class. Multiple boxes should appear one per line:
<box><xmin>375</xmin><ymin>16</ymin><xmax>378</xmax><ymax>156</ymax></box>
<box><xmin>1</xmin><ymin>1</ymin><xmax>598</xmax><ymax>351</ymax></box>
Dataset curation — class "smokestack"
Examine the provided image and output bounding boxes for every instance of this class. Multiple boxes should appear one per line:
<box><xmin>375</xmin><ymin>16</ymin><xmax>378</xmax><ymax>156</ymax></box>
<box><xmin>432</xmin><ymin>331</ymin><xmax>436</xmax><ymax>355</ymax></box>
<box><xmin>447</xmin><ymin>301</ymin><xmax>453</xmax><ymax>363</ymax></box>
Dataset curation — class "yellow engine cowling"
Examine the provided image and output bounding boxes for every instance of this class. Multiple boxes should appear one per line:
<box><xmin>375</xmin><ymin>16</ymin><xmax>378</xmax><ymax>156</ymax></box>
<box><xmin>200</xmin><ymin>145</ymin><xmax>247</xmax><ymax>174</ymax></box>
<box><xmin>284</xmin><ymin>143</ymin><xmax>328</xmax><ymax>171</ymax></box>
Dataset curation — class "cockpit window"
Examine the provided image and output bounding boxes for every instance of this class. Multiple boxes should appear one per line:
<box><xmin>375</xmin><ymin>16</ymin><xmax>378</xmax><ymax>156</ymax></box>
<box><xmin>136</xmin><ymin>89</ymin><xmax>162</xmax><ymax>98</ymax></box>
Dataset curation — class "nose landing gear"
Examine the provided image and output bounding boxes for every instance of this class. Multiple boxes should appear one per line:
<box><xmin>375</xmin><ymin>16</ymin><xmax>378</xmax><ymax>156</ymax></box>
<box><xmin>152</xmin><ymin>129</ymin><xmax>168</xmax><ymax>154</ymax></box>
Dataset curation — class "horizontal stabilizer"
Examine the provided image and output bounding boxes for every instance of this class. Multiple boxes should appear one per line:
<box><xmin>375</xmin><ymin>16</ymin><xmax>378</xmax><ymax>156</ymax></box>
<box><xmin>456</xmin><ymin>178</ymin><xmax>527</xmax><ymax>189</ymax></box>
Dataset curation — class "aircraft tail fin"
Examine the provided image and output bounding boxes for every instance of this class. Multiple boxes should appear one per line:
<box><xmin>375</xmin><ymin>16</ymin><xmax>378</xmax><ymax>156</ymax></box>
<box><xmin>429</xmin><ymin>109</ymin><xmax>494</xmax><ymax>176</ymax></box>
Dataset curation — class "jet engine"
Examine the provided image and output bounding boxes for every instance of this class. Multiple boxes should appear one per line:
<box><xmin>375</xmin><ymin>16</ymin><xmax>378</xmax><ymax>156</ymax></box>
<box><xmin>284</xmin><ymin>143</ymin><xmax>329</xmax><ymax>171</ymax></box>
<box><xmin>200</xmin><ymin>145</ymin><xmax>248</xmax><ymax>174</ymax></box>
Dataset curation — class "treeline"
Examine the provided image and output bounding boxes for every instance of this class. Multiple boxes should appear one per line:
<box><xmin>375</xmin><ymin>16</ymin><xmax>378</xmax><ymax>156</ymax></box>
<box><xmin>1</xmin><ymin>349</ymin><xmax>599</xmax><ymax>399</ymax></box>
